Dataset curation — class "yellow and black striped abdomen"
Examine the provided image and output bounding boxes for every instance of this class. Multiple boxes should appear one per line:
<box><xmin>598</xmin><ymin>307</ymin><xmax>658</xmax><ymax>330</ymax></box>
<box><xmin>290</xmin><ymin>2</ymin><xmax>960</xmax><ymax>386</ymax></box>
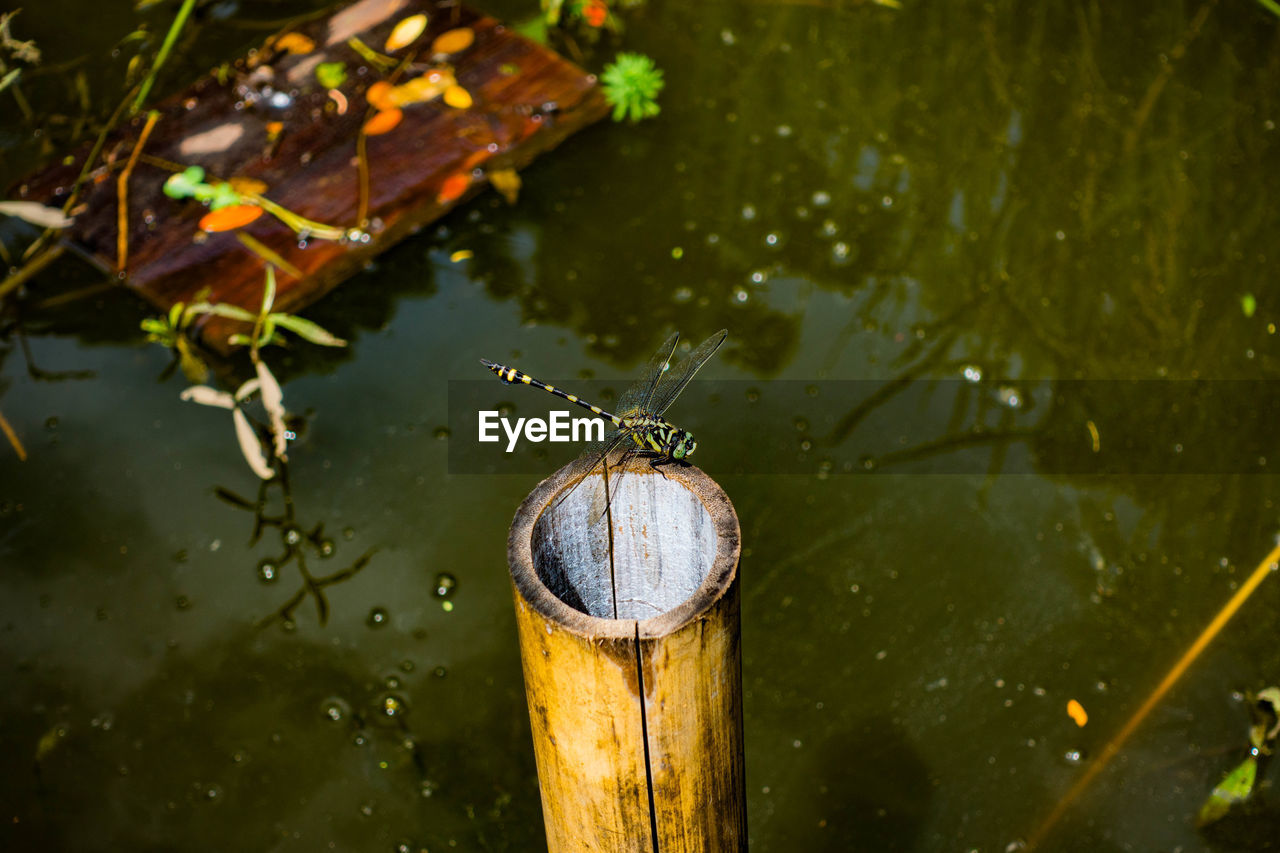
<box><xmin>479</xmin><ymin>359</ymin><xmax>623</xmax><ymax>426</ymax></box>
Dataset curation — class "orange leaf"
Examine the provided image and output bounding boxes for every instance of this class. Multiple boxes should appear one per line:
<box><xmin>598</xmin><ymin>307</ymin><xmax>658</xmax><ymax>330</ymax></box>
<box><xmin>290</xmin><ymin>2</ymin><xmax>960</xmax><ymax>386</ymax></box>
<box><xmin>437</xmin><ymin>172</ymin><xmax>470</xmax><ymax>203</ymax></box>
<box><xmin>366</xmin><ymin>81</ymin><xmax>395</xmax><ymax>111</ymax></box>
<box><xmin>363</xmin><ymin>108</ymin><xmax>403</xmax><ymax>136</ymax></box>
<box><xmin>199</xmin><ymin>204</ymin><xmax>264</xmax><ymax>233</ymax></box>
<box><xmin>1066</xmin><ymin>699</ymin><xmax>1088</xmax><ymax>727</ymax></box>
<box><xmin>276</xmin><ymin>32</ymin><xmax>315</xmax><ymax>54</ymax></box>
<box><xmin>431</xmin><ymin>28</ymin><xmax>475</xmax><ymax>55</ymax></box>
<box><xmin>443</xmin><ymin>85</ymin><xmax>473</xmax><ymax>109</ymax></box>
<box><xmin>385</xmin><ymin>13</ymin><xmax>427</xmax><ymax>51</ymax></box>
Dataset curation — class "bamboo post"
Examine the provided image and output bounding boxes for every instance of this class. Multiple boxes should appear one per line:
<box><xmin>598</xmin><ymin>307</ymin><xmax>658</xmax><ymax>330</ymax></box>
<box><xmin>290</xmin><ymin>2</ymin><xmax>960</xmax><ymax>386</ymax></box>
<box><xmin>507</xmin><ymin>454</ymin><xmax>746</xmax><ymax>853</ymax></box>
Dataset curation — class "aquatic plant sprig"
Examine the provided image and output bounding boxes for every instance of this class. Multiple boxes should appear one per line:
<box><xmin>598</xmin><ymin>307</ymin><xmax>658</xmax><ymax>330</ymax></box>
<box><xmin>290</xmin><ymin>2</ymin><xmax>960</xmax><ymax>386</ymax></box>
<box><xmin>600</xmin><ymin>52</ymin><xmax>663</xmax><ymax>123</ymax></box>
<box><xmin>163</xmin><ymin>164</ymin><xmax>364</xmax><ymax>242</ymax></box>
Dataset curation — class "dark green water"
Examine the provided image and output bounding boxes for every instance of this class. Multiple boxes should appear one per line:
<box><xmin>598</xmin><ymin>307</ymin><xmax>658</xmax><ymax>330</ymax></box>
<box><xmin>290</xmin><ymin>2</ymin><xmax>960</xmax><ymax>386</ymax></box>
<box><xmin>5</xmin><ymin>1</ymin><xmax>1280</xmax><ymax>850</ymax></box>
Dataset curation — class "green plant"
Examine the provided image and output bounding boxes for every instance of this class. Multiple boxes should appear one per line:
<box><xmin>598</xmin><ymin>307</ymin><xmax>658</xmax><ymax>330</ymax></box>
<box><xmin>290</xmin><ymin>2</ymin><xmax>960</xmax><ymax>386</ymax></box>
<box><xmin>600</xmin><ymin>52</ymin><xmax>663</xmax><ymax>123</ymax></box>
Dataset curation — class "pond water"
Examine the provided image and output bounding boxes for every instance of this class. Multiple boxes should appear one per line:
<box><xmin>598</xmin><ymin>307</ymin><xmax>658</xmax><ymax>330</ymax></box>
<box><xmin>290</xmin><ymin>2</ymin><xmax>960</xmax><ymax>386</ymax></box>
<box><xmin>4</xmin><ymin>0</ymin><xmax>1280</xmax><ymax>850</ymax></box>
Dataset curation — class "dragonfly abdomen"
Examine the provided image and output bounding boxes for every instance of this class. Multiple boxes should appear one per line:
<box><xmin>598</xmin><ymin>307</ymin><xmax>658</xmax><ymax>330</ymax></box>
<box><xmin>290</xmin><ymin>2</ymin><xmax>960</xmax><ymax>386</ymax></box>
<box><xmin>480</xmin><ymin>359</ymin><xmax>624</xmax><ymax>427</ymax></box>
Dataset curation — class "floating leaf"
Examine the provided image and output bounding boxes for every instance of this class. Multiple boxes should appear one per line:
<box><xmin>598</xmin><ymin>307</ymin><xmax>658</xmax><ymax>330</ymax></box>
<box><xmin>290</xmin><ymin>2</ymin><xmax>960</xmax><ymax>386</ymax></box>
<box><xmin>443</xmin><ymin>84</ymin><xmax>473</xmax><ymax>109</ymax></box>
<box><xmin>488</xmin><ymin>168</ymin><xmax>521</xmax><ymax>205</ymax></box>
<box><xmin>180</xmin><ymin>385</ymin><xmax>236</xmax><ymax>410</ymax></box>
<box><xmin>1066</xmin><ymin>699</ymin><xmax>1088</xmax><ymax>727</ymax></box>
<box><xmin>255</xmin><ymin>358</ymin><xmax>288</xmax><ymax>460</ymax></box>
<box><xmin>315</xmin><ymin>61</ymin><xmax>347</xmax><ymax>89</ymax></box>
<box><xmin>450</xmin><ymin>249</ymin><xmax>473</xmax><ymax>262</ymax></box>
<box><xmin>1242</xmin><ymin>293</ymin><xmax>1257</xmax><ymax>318</ymax></box>
<box><xmin>198</xmin><ymin>204</ymin><xmax>264</xmax><ymax>232</ymax></box>
<box><xmin>389</xmin><ymin>69</ymin><xmax>455</xmax><ymax>105</ymax></box>
<box><xmin>385</xmin><ymin>13</ymin><xmax>427</xmax><ymax>51</ymax></box>
<box><xmin>272</xmin><ymin>314</ymin><xmax>348</xmax><ymax>347</ymax></box>
<box><xmin>233</xmin><ymin>407</ymin><xmax>275</xmax><ymax>480</ymax></box>
<box><xmin>234</xmin><ymin>377</ymin><xmax>262</xmax><ymax>404</ymax></box>
<box><xmin>276</xmin><ymin>32</ymin><xmax>315</xmax><ymax>54</ymax></box>
<box><xmin>163</xmin><ymin>165</ymin><xmax>206</xmax><ymax>199</ymax></box>
<box><xmin>362</xmin><ymin>108</ymin><xmax>403</xmax><ymax>135</ymax></box>
<box><xmin>0</xmin><ymin>201</ymin><xmax>73</xmax><ymax>229</ymax></box>
<box><xmin>1197</xmin><ymin>756</ymin><xmax>1257</xmax><ymax>827</ymax></box>
<box><xmin>431</xmin><ymin>27</ymin><xmax>475</xmax><ymax>55</ymax></box>
<box><xmin>437</xmin><ymin>172</ymin><xmax>470</xmax><ymax>203</ymax></box>
<box><xmin>366</xmin><ymin>80</ymin><xmax>395</xmax><ymax>110</ymax></box>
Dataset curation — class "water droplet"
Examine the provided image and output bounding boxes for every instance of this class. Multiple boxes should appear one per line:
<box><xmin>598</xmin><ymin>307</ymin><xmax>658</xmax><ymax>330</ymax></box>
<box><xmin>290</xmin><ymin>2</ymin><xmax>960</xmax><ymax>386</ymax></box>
<box><xmin>820</xmin><ymin>219</ymin><xmax>838</xmax><ymax>237</ymax></box>
<box><xmin>343</xmin><ymin>527</ymin><xmax>356</xmax><ymax>541</ymax></box>
<box><xmin>433</xmin><ymin>666</ymin><xmax>448</xmax><ymax>678</ymax></box>
<box><xmin>745</xmin><ymin>388</ymin><xmax>760</xmax><ymax>403</ymax></box>
<box><xmin>399</xmin><ymin>659</ymin><xmax>415</xmax><ymax>672</ymax></box>
<box><xmin>175</xmin><ymin>595</ymin><xmax>192</xmax><ymax>611</ymax></box>
<box><xmin>257</xmin><ymin>559</ymin><xmax>279</xmax><ymax>583</ymax></box>
<box><xmin>267</xmin><ymin>91</ymin><xmax>293</xmax><ymax>109</ymax></box>
<box><xmin>734</xmin><ymin>288</ymin><xmax>749</xmax><ymax>303</ymax></box>
<box><xmin>881</xmin><ymin>195</ymin><xmax>894</xmax><ymax>208</ymax></box>
<box><xmin>376</xmin><ymin>692</ymin><xmax>409</xmax><ymax>719</ymax></box>
<box><xmin>812</xmin><ymin>190</ymin><xmax>831</xmax><ymax>207</ymax></box>
<box><xmin>963</xmin><ymin>365</ymin><xmax>982</xmax><ymax>383</ymax></box>
<box><xmin>793</xmin><ymin>417</ymin><xmax>809</xmax><ymax>432</ymax></box>
<box><xmin>433</xmin><ymin>573</ymin><xmax>457</xmax><ymax>599</ymax></box>
<box><xmin>997</xmin><ymin>386</ymin><xmax>1022</xmax><ymax>409</ymax></box>
<box><xmin>764</xmin><ymin>232</ymin><xmax>782</xmax><ymax>248</ymax></box>
<box><xmin>433</xmin><ymin>426</ymin><xmax>451</xmax><ymax>440</ymax></box>
<box><xmin>385</xmin><ymin>674</ymin><xmax>402</xmax><ymax>690</ymax></box>
<box><xmin>282</xmin><ymin>526</ymin><xmax>303</xmax><ymax>547</ymax></box>
<box><xmin>1063</xmin><ymin>749</ymin><xmax>1085</xmax><ymax>765</ymax></box>
<box><xmin>419</xmin><ymin>779</ymin><xmax>439</xmax><ymax>798</ymax></box>
<box><xmin>320</xmin><ymin>696</ymin><xmax>351</xmax><ymax>722</ymax></box>
<box><xmin>367</xmin><ymin>607</ymin><xmax>389</xmax><ymax>628</ymax></box>
<box><xmin>740</xmin><ymin>204</ymin><xmax>756</xmax><ymax>221</ymax></box>
<box><xmin>775</xmin><ymin>124</ymin><xmax>792</xmax><ymax>137</ymax></box>
<box><xmin>672</xmin><ymin>286</ymin><xmax>693</xmax><ymax>304</ymax></box>
<box><xmin>359</xmin><ymin>802</ymin><xmax>374</xmax><ymax>817</ymax></box>
<box><xmin>318</xmin><ymin>539</ymin><xmax>335</xmax><ymax>558</ymax></box>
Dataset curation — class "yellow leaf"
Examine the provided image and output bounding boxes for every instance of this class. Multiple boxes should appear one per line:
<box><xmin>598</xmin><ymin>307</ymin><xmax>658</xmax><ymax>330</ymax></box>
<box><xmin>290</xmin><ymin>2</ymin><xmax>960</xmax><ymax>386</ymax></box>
<box><xmin>276</xmin><ymin>32</ymin><xmax>316</xmax><ymax>54</ymax></box>
<box><xmin>489</xmin><ymin>168</ymin><xmax>521</xmax><ymax>205</ymax></box>
<box><xmin>385</xmin><ymin>13</ymin><xmax>428</xmax><ymax>51</ymax></box>
<box><xmin>443</xmin><ymin>84</ymin><xmax>472</xmax><ymax>109</ymax></box>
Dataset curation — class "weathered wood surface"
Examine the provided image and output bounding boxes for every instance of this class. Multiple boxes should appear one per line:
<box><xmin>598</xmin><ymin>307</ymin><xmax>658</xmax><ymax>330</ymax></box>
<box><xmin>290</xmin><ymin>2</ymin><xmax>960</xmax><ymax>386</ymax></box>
<box><xmin>13</xmin><ymin>0</ymin><xmax>607</xmax><ymax>350</ymax></box>
<box><xmin>508</xmin><ymin>456</ymin><xmax>747</xmax><ymax>853</ymax></box>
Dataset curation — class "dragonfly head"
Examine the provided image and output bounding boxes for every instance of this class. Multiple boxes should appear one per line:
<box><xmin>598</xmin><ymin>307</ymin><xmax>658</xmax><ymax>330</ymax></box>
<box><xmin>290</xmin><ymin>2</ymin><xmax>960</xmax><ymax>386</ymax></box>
<box><xmin>669</xmin><ymin>429</ymin><xmax>697</xmax><ymax>460</ymax></box>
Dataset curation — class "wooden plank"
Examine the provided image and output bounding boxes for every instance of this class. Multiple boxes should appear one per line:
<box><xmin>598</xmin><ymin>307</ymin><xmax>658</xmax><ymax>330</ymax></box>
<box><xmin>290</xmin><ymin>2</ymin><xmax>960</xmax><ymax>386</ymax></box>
<box><xmin>12</xmin><ymin>0</ymin><xmax>607</xmax><ymax>350</ymax></box>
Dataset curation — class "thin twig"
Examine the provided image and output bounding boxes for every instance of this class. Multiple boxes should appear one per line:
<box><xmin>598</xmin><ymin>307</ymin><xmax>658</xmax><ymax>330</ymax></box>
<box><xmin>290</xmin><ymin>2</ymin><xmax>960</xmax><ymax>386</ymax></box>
<box><xmin>132</xmin><ymin>0</ymin><xmax>197</xmax><ymax>114</ymax></box>
<box><xmin>1027</xmin><ymin>540</ymin><xmax>1280</xmax><ymax>848</ymax></box>
<box><xmin>0</xmin><ymin>244</ymin><xmax>65</xmax><ymax>301</ymax></box>
<box><xmin>0</xmin><ymin>409</ymin><xmax>26</xmax><ymax>461</ymax></box>
<box><xmin>116</xmin><ymin>110</ymin><xmax>160</xmax><ymax>272</ymax></box>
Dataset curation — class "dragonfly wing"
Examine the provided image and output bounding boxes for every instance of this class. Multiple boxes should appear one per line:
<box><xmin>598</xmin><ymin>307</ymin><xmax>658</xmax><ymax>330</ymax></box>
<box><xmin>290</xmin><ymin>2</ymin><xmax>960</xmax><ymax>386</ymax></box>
<box><xmin>649</xmin><ymin>329</ymin><xmax>728</xmax><ymax>416</ymax></box>
<box><xmin>616</xmin><ymin>332</ymin><xmax>680</xmax><ymax>417</ymax></box>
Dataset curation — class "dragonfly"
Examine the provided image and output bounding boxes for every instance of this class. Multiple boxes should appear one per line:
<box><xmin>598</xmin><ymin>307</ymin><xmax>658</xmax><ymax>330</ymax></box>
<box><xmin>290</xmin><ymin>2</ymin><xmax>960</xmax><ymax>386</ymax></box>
<box><xmin>480</xmin><ymin>329</ymin><xmax>728</xmax><ymax>512</ymax></box>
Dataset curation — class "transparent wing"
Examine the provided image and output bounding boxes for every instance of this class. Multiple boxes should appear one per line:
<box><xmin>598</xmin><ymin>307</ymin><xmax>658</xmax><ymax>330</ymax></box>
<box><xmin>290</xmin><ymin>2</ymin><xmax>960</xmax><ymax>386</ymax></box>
<box><xmin>649</xmin><ymin>329</ymin><xmax>728</xmax><ymax>417</ymax></box>
<box><xmin>615</xmin><ymin>332</ymin><xmax>680</xmax><ymax>417</ymax></box>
